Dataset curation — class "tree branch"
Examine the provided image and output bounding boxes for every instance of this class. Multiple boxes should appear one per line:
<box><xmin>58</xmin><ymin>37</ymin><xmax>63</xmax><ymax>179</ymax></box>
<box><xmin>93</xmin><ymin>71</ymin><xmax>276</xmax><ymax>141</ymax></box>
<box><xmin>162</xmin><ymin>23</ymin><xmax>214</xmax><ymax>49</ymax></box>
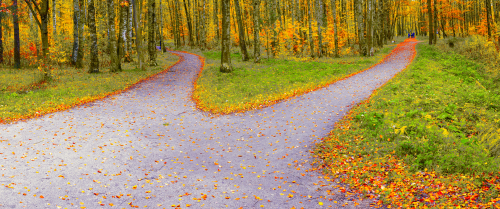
<box><xmin>24</xmin><ymin>0</ymin><xmax>42</xmax><ymax>29</ymax></box>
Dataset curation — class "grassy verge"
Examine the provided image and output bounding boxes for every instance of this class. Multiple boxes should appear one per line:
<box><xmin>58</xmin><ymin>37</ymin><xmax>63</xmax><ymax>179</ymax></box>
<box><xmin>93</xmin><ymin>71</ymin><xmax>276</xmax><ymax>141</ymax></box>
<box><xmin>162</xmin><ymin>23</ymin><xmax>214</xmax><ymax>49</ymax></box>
<box><xmin>181</xmin><ymin>37</ymin><xmax>410</xmax><ymax>115</ymax></box>
<box><xmin>313</xmin><ymin>42</ymin><xmax>500</xmax><ymax>208</ymax></box>
<box><xmin>0</xmin><ymin>52</ymin><xmax>179</xmax><ymax>124</ymax></box>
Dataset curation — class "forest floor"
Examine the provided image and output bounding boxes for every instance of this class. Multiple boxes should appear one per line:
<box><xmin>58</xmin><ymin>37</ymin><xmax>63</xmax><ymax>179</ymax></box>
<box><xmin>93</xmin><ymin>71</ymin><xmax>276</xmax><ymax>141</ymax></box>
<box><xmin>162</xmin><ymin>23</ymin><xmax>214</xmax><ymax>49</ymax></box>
<box><xmin>0</xmin><ymin>38</ymin><xmax>418</xmax><ymax>208</ymax></box>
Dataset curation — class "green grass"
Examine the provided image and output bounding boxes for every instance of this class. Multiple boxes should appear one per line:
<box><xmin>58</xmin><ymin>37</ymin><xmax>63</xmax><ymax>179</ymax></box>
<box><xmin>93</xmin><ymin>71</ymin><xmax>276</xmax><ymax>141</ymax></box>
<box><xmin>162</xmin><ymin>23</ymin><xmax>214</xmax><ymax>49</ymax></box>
<box><xmin>314</xmin><ymin>40</ymin><xmax>500</xmax><ymax>207</ymax></box>
<box><xmin>184</xmin><ymin>39</ymin><xmax>404</xmax><ymax>114</ymax></box>
<box><xmin>336</xmin><ymin>42</ymin><xmax>500</xmax><ymax>175</ymax></box>
<box><xmin>0</xmin><ymin>52</ymin><xmax>179</xmax><ymax>123</ymax></box>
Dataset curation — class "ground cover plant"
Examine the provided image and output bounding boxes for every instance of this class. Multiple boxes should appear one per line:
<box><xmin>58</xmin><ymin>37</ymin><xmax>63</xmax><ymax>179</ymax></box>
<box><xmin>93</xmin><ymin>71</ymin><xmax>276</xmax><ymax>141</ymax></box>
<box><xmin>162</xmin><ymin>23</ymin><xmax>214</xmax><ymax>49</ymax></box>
<box><xmin>186</xmin><ymin>37</ymin><xmax>405</xmax><ymax>115</ymax></box>
<box><xmin>0</xmin><ymin>52</ymin><xmax>178</xmax><ymax>124</ymax></box>
<box><xmin>313</xmin><ymin>39</ymin><xmax>500</xmax><ymax>208</ymax></box>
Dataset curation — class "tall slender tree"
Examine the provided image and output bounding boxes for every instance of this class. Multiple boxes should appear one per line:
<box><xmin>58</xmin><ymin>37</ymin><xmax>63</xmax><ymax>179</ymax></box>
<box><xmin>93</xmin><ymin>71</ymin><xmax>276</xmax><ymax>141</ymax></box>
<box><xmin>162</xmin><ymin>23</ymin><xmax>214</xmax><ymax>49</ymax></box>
<box><xmin>253</xmin><ymin>0</ymin><xmax>261</xmax><ymax>63</ymax></box>
<box><xmin>331</xmin><ymin>0</ymin><xmax>339</xmax><ymax>57</ymax></box>
<box><xmin>220</xmin><ymin>0</ymin><xmax>233</xmax><ymax>73</ymax></box>
<box><xmin>14</xmin><ymin>0</ymin><xmax>20</xmax><ymax>69</ymax></box>
<box><xmin>118</xmin><ymin>0</ymin><xmax>130</xmax><ymax>62</ymax></box>
<box><xmin>486</xmin><ymin>0</ymin><xmax>492</xmax><ymax>38</ymax></box>
<box><xmin>234</xmin><ymin>0</ymin><xmax>249</xmax><ymax>61</ymax></box>
<box><xmin>25</xmin><ymin>0</ymin><xmax>50</xmax><ymax>58</ymax></box>
<box><xmin>88</xmin><ymin>0</ymin><xmax>99</xmax><ymax>73</ymax></box>
<box><xmin>148</xmin><ymin>0</ymin><xmax>157</xmax><ymax>66</ymax></box>
<box><xmin>71</xmin><ymin>0</ymin><xmax>79</xmax><ymax>66</ymax></box>
<box><xmin>0</xmin><ymin>0</ymin><xmax>5</xmax><ymax>63</ymax></box>
<box><xmin>428</xmin><ymin>0</ymin><xmax>433</xmax><ymax>44</ymax></box>
<box><xmin>107</xmin><ymin>0</ymin><xmax>121</xmax><ymax>72</ymax></box>
<box><xmin>52</xmin><ymin>0</ymin><xmax>56</xmax><ymax>36</ymax></box>
<box><xmin>132</xmin><ymin>0</ymin><xmax>145</xmax><ymax>70</ymax></box>
<box><xmin>183</xmin><ymin>0</ymin><xmax>194</xmax><ymax>47</ymax></box>
<box><xmin>316</xmin><ymin>0</ymin><xmax>324</xmax><ymax>58</ymax></box>
<box><xmin>355</xmin><ymin>0</ymin><xmax>366</xmax><ymax>55</ymax></box>
<box><xmin>76</xmin><ymin>0</ymin><xmax>84</xmax><ymax>68</ymax></box>
<box><xmin>307</xmin><ymin>0</ymin><xmax>314</xmax><ymax>58</ymax></box>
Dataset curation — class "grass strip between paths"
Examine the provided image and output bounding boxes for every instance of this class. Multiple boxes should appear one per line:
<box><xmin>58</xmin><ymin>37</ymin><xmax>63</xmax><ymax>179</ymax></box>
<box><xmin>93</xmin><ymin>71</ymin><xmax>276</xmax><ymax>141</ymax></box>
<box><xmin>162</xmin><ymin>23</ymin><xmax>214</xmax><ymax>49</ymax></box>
<box><xmin>191</xmin><ymin>42</ymin><xmax>408</xmax><ymax>115</ymax></box>
<box><xmin>313</xmin><ymin>42</ymin><xmax>500</xmax><ymax>208</ymax></box>
<box><xmin>0</xmin><ymin>53</ymin><xmax>180</xmax><ymax>124</ymax></box>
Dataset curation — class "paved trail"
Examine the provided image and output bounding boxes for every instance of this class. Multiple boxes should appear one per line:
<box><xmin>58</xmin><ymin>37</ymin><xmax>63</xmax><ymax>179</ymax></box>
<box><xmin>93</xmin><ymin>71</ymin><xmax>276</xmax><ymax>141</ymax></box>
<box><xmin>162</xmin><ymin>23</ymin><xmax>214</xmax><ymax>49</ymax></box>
<box><xmin>0</xmin><ymin>40</ymin><xmax>418</xmax><ymax>208</ymax></box>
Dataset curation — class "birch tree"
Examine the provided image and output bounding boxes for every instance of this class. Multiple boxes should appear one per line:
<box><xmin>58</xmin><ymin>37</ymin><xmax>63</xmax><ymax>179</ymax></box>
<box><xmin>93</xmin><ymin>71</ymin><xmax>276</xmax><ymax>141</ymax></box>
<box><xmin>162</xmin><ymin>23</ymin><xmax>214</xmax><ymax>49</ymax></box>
<box><xmin>71</xmin><ymin>0</ymin><xmax>79</xmax><ymax>66</ymax></box>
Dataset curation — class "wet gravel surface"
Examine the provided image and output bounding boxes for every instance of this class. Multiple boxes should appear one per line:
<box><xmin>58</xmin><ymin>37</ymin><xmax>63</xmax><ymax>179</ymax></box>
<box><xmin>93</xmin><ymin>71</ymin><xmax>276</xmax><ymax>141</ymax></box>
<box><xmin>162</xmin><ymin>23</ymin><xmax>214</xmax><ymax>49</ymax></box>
<box><xmin>0</xmin><ymin>40</ymin><xmax>417</xmax><ymax>208</ymax></box>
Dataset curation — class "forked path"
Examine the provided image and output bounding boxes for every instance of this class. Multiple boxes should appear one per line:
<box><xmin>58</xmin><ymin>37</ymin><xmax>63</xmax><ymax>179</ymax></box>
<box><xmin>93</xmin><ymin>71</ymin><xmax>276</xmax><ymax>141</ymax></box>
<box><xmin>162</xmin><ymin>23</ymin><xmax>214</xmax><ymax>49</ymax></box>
<box><xmin>0</xmin><ymin>40</ymin><xmax>418</xmax><ymax>208</ymax></box>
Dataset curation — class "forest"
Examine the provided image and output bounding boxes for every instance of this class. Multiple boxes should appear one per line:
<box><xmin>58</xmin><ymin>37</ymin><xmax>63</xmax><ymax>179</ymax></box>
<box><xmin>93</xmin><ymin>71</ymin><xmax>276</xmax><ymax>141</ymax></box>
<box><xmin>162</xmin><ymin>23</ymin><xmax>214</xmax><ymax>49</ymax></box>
<box><xmin>0</xmin><ymin>0</ymin><xmax>497</xmax><ymax>71</ymax></box>
<box><xmin>1</xmin><ymin>0</ymin><xmax>500</xmax><ymax>208</ymax></box>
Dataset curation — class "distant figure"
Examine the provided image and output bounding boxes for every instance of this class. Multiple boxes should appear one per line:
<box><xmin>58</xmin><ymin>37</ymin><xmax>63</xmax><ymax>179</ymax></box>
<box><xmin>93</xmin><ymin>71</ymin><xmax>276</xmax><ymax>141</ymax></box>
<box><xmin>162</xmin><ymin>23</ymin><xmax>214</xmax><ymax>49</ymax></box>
<box><xmin>411</xmin><ymin>33</ymin><xmax>415</xmax><ymax>38</ymax></box>
<box><xmin>408</xmin><ymin>33</ymin><xmax>411</xmax><ymax>38</ymax></box>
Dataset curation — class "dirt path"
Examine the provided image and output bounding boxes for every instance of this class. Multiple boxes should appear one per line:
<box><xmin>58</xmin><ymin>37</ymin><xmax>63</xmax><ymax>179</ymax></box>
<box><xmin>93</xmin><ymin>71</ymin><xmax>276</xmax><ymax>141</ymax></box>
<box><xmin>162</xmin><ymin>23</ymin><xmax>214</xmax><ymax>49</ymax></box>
<box><xmin>0</xmin><ymin>40</ymin><xmax>418</xmax><ymax>208</ymax></box>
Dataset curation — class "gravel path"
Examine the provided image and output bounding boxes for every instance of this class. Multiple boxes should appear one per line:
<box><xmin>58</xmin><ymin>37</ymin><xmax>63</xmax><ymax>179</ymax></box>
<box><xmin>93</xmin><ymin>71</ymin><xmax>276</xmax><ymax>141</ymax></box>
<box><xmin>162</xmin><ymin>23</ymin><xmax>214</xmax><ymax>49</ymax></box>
<box><xmin>0</xmin><ymin>40</ymin><xmax>418</xmax><ymax>208</ymax></box>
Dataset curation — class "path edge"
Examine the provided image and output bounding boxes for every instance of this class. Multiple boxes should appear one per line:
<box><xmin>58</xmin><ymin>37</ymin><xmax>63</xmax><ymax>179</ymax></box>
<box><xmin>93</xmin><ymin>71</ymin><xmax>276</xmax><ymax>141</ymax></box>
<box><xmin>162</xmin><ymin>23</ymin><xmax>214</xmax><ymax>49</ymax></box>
<box><xmin>0</xmin><ymin>53</ymin><xmax>183</xmax><ymax>125</ymax></box>
<box><xmin>189</xmin><ymin>39</ymin><xmax>420</xmax><ymax>117</ymax></box>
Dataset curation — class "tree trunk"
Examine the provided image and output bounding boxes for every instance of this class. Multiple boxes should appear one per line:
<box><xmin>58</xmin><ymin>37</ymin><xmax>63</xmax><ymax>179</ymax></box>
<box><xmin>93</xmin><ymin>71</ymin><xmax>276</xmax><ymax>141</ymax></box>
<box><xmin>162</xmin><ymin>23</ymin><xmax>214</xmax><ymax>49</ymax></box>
<box><xmin>316</xmin><ymin>0</ymin><xmax>323</xmax><ymax>58</ymax></box>
<box><xmin>13</xmin><ymin>0</ymin><xmax>20</xmax><ymax>68</ymax></box>
<box><xmin>71</xmin><ymin>0</ymin><xmax>79</xmax><ymax>65</ymax></box>
<box><xmin>214</xmin><ymin>0</ymin><xmax>220</xmax><ymax>44</ymax></box>
<box><xmin>367</xmin><ymin>0</ymin><xmax>373</xmax><ymax>56</ymax></box>
<box><xmin>253</xmin><ymin>0</ymin><xmax>261</xmax><ymax>63</ymax></box>
<box><xmin>486</xmin><ymin>0</ymin><xmax>492</xmax><ymax>38</ymax></box>
<box><xmin>148</xmin><ymin>0</ymin><xmax>157</xmax><ymax>66</ymax></box>
<box><xmin>40</xmin><ymin>0</ymin><xmax>50</xmax><ymax>58</ymax></box>
<box><xmin>220</xmin><ymin>0</ymin><xmax>233</xmax><ymax>73</ymax></box>
<box><xmin>126</xmin><ymin>1</ymin><xmax>134</xmax><ymax>61</ymax></box>
<box><xmin>332</xmin><ymin>0</ymin><xmax>339</xmax><ymax>57</ymax></box>
<box><xmin>76</xmin><ymin>0</ymin><xmax>85</xmax><ymax>68</ymax></box>
<box><xmin>108</xmin><ymin>0</ymin><xmax>121</xmax><ymax>72</ymax></box>
<box><xmin>183</xmin><ymin>0</ymin><xmax>194</xmax><ymax>47</ymax></box>
<box><xmin>433</xmin><ymin>0</ymin><xmax>437</xmax><ymax>43</ymax></box>
<box><xmin>427</xmin><ymin>0</ymin><xmax>433</xmax><ymax>45</ymax></box>
<box><xmin>234</xmin><ymin>0</ymin><xmax>249</xmax><ymax>61</ymax></box>
<box><xmin>270</xmin><ymin>0</ymin><xmax>277</xmax><ymax>57</ymax></box>
<box><xmin>133</xmin><ymin>0</ymin><xmax>145</xmax><ymax>70</ymax></box>
<box><xmin>0</xmin><ymin>0</ymin><xmax>3</xmax><ymax>63</ymax></box>
<box><xmin>88</xmin><ymin>0</ymin><xmax>99</xmax><ymax>73</ymax></box>
<box><xmin>307</xmin><ymin>0</ymin><xmax>314</xmax><ymax>58</ymax></box>
<box><xmin>119</xmin><ymin>0</ymin><xmax>130</xmax><ymax>62</ymax></box>
<box><xmin>200</xmin><ymin>0</ymin><xmax>207</xmax><ymax>50</ymax></box>
<box><xmin>159</xmin><ymin>0</ymin><xmax>166</xmax><ymax>52</ymax></box>
<box><xmin>52</xmin><ymin>0</ymin><xmax>56</xmax><ymax>36</ymax></box>
<box><xmin>355</xmin><ymin>0</ymin><xmax>366</xmax><ymax>55</ymax></box>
